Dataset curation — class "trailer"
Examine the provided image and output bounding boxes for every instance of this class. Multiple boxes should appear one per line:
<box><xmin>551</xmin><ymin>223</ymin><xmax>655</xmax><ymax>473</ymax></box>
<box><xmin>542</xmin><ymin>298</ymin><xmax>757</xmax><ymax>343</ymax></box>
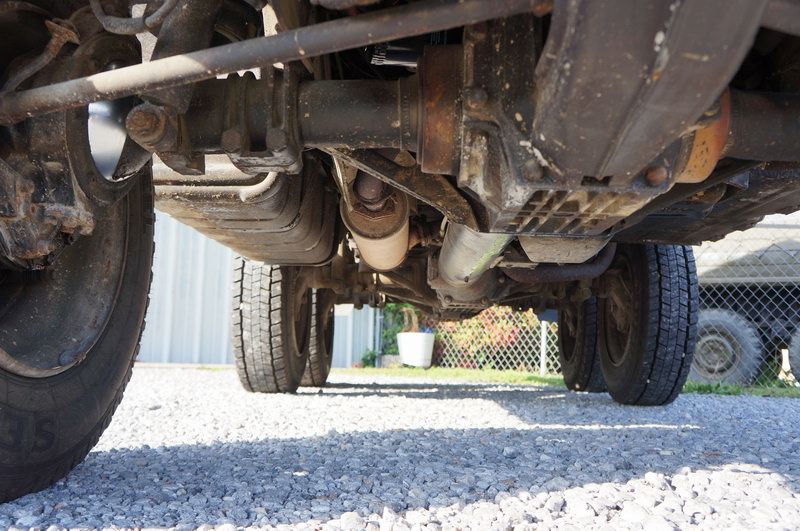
<box><xmin>693</xmin><ymin>213</ymin><xmax>800</xmax><ymax>385</ymax></box>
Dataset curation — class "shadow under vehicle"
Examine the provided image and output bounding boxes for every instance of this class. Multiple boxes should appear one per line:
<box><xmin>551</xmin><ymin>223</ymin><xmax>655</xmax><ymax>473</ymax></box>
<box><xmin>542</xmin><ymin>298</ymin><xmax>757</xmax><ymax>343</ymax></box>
<box><xmin>3</xmin><ymin>0</ymin><xmax>800</xmax><ymax>502</ymax></box>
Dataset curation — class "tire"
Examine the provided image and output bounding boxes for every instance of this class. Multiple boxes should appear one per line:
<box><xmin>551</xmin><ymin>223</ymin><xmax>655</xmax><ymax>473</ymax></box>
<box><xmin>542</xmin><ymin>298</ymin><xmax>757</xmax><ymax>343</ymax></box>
<box><xmin>787</xmin><ymin>328</ymin><xmax>800</xmax><ymax>383</ymax></box>
<box><xmin>0</xmin><ymin>4</ymin><xmax>153</xmax><ymax>502</ymax></box>
<box><xmin>688</xmin><ymin>309</ymin><xmax>764</xmax><ymax>385</ymax></box>
<box><xmin>598</xmin><ymin>244</ymin><xmax>698</xmax><ymax>406</ymax></box>
<box><xmin>0</xmin><ymin>172</ymin><xmax>154</xmax><ymax>502</ymax></box>
<box><xmin>232</xmin><ymin>257</ymin><xmax>311</xmax><ymax>393</ymax></box>
<box><xmin>301</xmin><ymin>289</ymin><xmax>336</xmax><ymax>387</ymax></box>
<box><xmin>558</xmin><ymin>297</ymin><xmax>606</xmax><ymax>392</ymax></box>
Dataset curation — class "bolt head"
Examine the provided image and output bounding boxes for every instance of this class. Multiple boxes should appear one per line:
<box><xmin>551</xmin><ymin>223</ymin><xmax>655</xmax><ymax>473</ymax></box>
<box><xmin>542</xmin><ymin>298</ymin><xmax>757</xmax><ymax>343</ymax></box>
<box><xmin>464</xmin><ymin>87</ymin><xmax>489</xmax><ymax>110</ymax></box>
<box><xmin>267</xmin><ymin>128</ymin><xmax>289</xmax><ymax>150</ymax></box>
<box><xmin>645</xmin><ymin>166</ymin><xmax>669</xmax><ymax>187</ymax></box>
<box><xmin>126</xmin><ymin>104</ymin><xmax>167</xmax><ymax>144</ymax></box>
<box><xmin>221</xmin><ymin>129</ymin><xmax>242</xmax><ymax>152</ymax></box>
<box><xmin>523</xmin><ymin>160</ymin><xmax>543</xmax><ymax>182</ymax></box>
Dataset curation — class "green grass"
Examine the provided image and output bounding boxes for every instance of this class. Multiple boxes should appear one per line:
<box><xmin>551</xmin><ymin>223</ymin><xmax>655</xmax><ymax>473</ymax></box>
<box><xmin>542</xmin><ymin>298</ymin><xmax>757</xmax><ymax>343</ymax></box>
<box><xmin>683</xmin><ymin>381</ymin><xmax>800</xmax><ymax>398</ymax></box>
<box><xmin>333</xmin><ymin>367</ymin><xmax>800</xmax><ymax>397</ymax></box>
<box><xmin>332</xmin><ymin>367</ymin><xmax>564</xmax><ymax>387</ymax></box>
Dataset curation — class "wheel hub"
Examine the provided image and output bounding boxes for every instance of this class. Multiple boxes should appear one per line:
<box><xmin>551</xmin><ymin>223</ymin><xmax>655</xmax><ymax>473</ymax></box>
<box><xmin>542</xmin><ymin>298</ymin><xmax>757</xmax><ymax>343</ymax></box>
<box><xmin>602</xmin><ymin>258</ymin><xmax>635</xmax><ymax>366</ymax></box>
<box><xmin>695</xmin><ymin>333</ymin><xmax>738</xmax><ymax>375</ymax></box>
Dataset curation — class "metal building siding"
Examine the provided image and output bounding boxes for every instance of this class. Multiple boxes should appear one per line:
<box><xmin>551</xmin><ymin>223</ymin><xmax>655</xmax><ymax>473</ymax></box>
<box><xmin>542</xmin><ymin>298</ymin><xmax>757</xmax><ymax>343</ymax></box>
<box><xmin>138</xmin><ymin>213</ymin><xmax>377</xmax><ymax>367</ymax></box>
<box><xmin>138</xmin><ymin>213</ymin><xmax>235</xmax><ymax>364</ymax></box>
<box><xmin>332</xmin><ymin>305</ymin><xmax>381</xmax><ymax>368</ymax></box>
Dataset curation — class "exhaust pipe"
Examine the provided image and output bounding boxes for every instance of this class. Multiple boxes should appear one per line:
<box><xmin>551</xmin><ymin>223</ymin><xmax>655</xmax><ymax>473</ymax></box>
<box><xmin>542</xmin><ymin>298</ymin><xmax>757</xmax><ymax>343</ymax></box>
<box><xmin>341</xmin><ymin>173</ymin><xmax>410</xmax><ymax>272</ymax></box>
<box><xmin>436</xmin><ymin>224</ymin><xmax>512</xmax><ymax>301</ymax></box>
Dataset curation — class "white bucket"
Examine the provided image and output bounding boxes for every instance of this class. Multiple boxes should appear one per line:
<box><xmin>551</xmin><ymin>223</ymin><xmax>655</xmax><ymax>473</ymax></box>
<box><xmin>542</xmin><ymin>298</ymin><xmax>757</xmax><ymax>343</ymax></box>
<box><xmin>397</xmin><ymin>332</ymin><xmax>435</xmax><ymax>368</ymax></box>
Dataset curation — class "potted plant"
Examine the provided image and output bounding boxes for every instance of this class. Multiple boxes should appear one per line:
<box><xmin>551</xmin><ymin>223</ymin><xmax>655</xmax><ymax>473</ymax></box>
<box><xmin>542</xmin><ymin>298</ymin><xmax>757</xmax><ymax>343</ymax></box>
<box><xmin>397</xmin><ymin>307</ymin><xmax>435</xmax><ymax>368</ymax></box>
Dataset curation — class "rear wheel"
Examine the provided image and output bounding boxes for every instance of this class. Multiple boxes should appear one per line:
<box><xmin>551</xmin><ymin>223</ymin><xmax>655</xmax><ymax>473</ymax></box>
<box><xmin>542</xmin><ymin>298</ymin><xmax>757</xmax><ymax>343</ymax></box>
<box><xmin>232</xmin><ymin>258</ymin><xmax>311</xmax><ymax>393</ymax></box>
<box><xmin>598</xmin><ymin>244</ymin><xmax>698</xmax><ymax>405</ymax></box>
<box><xmin>558</xmin><ymin>297</ymin><xmax>606</xmax><ymax>392</ymax></box>
<box><xmin>689</xmin><ymin>309</ymin><xmax>763</xmax><ymax>385</ymax></box>
<box><xmin>301</xmin><ymin>289</ymin><xmax>336</xmax><ymax>387</ymax></box>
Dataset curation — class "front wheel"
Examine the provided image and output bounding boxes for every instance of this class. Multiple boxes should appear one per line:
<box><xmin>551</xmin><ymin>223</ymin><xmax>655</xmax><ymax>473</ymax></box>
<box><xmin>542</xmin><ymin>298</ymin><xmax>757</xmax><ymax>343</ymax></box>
<box><xmin>0</xmin><ymin>172</ymin><xmax>154</xmax><ymax>502</ymax></box>
<box><xmin>598</xmin><ymin>244</ymin><xmax>698</xmax><ymax>406</ymax></box>
<box><xmin>0</xmin><ymin>6</ymin><xmax>154</xmax><ymax>502</ymax></box>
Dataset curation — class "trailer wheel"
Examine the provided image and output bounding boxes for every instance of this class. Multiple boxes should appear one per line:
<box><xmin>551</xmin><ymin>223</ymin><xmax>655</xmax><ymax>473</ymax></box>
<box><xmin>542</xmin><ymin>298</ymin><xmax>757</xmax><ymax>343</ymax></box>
<box><xmin>688</xmin><ymin>309</ymin><xmax>764</xmax><ymax>386</ymax></box>
<box><xmin>558</xmin><ymin>297</ymin><xmax>606</xmax><ymax>392</ymax></box>
<box><xmin>598</xmin><ymin>244</ymin><xmax>698</xmax><ymax>406</ymax></box>
<box><xmin>787</xmin><ymin>328</ymin><xmax>800</xmax><ymax>384</ymax></box>
<box><xmin>300</xmin><ymin>289</ymin><xmax>336</xmax><ymax>387</ymax></box>
<box><xmin>232</xmin><ymin>258</ymin><xmax>311</xmax><ymax>393</ymax></box>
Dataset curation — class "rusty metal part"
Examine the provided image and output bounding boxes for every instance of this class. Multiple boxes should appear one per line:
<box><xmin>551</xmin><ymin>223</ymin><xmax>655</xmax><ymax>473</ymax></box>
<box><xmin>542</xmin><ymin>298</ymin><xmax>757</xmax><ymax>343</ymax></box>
<box><xmin>531</xmin><ymin>0</ymin><xmax>553</xmax><ymax>16</ymax></box>
<box><xmin>0</xmin><ymin>26</ymin><xmax>144</xmax><ymax>269</ymax></box>
<box><xmin>325</xmin><ymin>148</ymin><xmax>479</xmax><ymax>230</ymax></box>
<box><xmin>0</xmin><ymin>0</ymin><xmax>539</xmax><ymax>124</ymax></box>
<box><xmin>341</xmin><ymin>190</ymin><xmax>410</xmax><ymax>272</ymax></box>
<box><xmin>676</xmin><ymin>90</ymin><xmax>731</xmax><ymax>184</ymax></box>
<box><xmin>127</xmin><ymin>101</ymin><xmax>204</xmax><ymax>175</ymax></box>
<box><xmin>457</xmin><ymin>15</ymin><xmax>550</xmax><ymax>233</ymax></box>
<box><xmin>89</xmin><ymin>0</ymin><xmax>179</xmax><ymax>35</ymax></box>
<box><xmin>126</xmin><ymin>102</ymin><xmax>171</xmax><ymax>148</ymax></box>
<box><xmin>645</xmin><ymin>166</ymin><xmax>669</xmax><ymax>187</ymax></box>
<box><xmin>298</xmin><ymin>76</ymin><xmax>419</xmax><ymax>151</ymax></box>
<box><xmin>504</xmin><ymin>243</ymin><xmax>617</xmax><ymax>285</ymax></box>
<box><xmin>353</xmin><ymin>172</ymin><xmax>389</xmax><ymax>212</ymax></box>
<box><xmin>419</xmin><ymin>45</ymin><xmax>463</xmax><ymax>175</ymax></box>
<box><xmin>532</xmin><ymin>0</ymin><xmax>764</xmax><ymax>181</ymax></box>
<box><xmin>438</xmin><ymin>224</ymin><xmax>512</xmax><ymax>287</ymax></box>
<box><xmin>145</xmin><ymin>0</ymin><xmax>223</xmax><ymax>113</ymax></box>
<box><xmin>2</xmin><ymin>18</ymin><xmax>80</xmax><ymax>92</ymax></box>
<box><xmin>613</xmin><ymin>160</ymin><xmax>762</xmax><ymax>238</ymax></box>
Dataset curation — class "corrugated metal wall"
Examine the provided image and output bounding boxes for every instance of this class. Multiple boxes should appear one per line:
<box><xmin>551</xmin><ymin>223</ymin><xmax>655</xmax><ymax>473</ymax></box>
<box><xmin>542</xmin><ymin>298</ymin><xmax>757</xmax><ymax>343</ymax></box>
<box><xmin>138</xmin><ymin>213</ymin><xmax>377</xmax><ymax>367</ymax></box>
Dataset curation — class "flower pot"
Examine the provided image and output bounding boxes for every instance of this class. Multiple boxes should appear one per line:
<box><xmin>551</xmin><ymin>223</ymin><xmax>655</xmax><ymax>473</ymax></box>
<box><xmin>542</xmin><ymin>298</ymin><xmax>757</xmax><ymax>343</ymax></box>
<box><xmin>397</xmin><ymin>332</ymin><xmax>435</xmax><ymax>368</ymax></box>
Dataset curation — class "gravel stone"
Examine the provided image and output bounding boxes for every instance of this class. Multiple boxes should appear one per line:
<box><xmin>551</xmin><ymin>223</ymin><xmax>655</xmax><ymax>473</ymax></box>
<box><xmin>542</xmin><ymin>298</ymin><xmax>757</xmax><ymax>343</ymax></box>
<box><xmin>0</xmin><ymin>367</ymin><xmax>799</xmax><ymax>529</ymax></box>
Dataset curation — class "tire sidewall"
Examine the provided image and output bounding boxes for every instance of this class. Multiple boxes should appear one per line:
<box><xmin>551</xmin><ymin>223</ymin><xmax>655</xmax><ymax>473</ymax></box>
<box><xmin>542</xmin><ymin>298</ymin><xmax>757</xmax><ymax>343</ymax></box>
<box><xmin>0</xmin><ymin>170</ymin><xmax>153</xmax><ymax>477</ymax></box>
<box><xmin>280</xmin><ymin>267</ymin><xmax>311</xmax><ymax>388</ymax></box>
<box><xmin>598</xmin><ymin>244</ymin><xmax>648</xmax><ymax>402</ymax></box>
<box><xmin>689</xmin><ymin>309</ymin><xmax>763</xmax><ymax>385</ymax></box>
<box><xmin>558</xmin><ymin>297</ymin><xmax>603</xmax><ymax>392</ymax></box>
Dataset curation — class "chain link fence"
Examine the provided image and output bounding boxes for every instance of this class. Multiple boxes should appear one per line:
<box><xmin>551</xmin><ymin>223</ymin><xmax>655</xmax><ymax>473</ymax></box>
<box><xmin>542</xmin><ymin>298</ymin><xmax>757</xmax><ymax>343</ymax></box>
<box><xmin>425</xmin><ymin>213</ymin><xmax>800</xmax><ymax>388</ymax></box>
<box><xmin>433</xmin><ymin>307</ymin><xmax>560</xmax><ymax>374</ymax></box>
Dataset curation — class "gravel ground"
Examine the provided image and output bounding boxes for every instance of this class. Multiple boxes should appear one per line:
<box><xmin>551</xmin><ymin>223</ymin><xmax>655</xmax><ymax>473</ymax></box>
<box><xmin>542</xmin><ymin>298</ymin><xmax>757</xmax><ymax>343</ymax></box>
<box><xmin>1</xmin><ymin>367</ymin><xmax>799</xmax><ymax>530</ymax></box>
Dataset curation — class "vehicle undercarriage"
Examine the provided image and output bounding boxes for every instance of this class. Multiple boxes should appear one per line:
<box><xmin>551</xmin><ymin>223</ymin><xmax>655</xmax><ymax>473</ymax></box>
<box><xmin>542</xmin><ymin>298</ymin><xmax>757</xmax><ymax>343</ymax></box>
<box><xmin>1</xmin><ymin>0</ymin><xmax>800</xmax><ymax>502</ymax></box>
